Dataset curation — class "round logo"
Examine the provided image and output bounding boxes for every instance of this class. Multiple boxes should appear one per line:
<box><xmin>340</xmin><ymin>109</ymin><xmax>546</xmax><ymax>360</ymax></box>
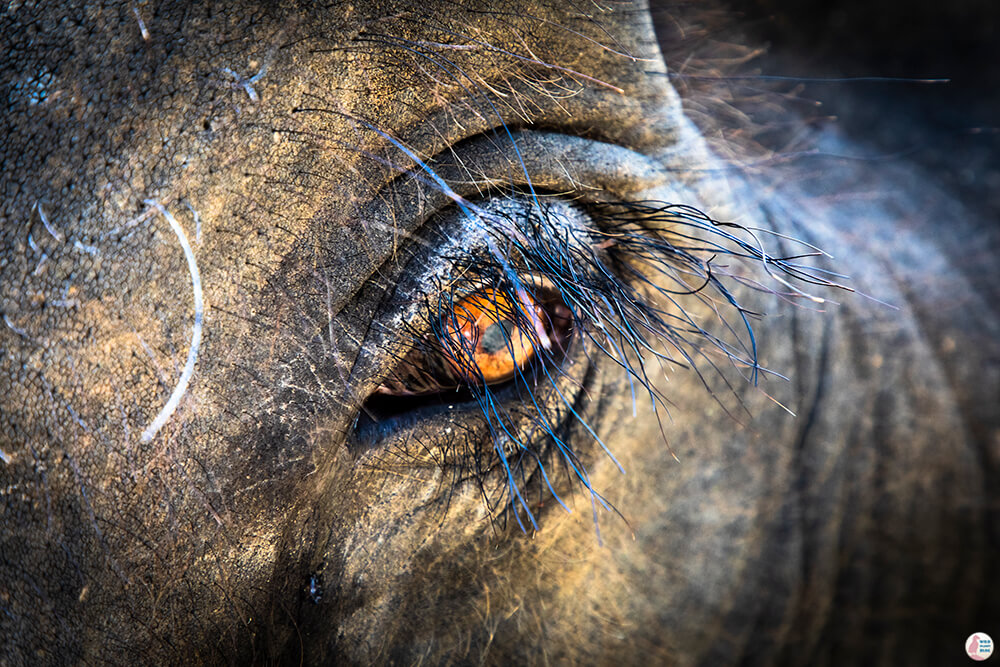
<box><xmin>967</xmin><ymin>633</ymin><xmax>995</xmax><ymax>661</ymax></box>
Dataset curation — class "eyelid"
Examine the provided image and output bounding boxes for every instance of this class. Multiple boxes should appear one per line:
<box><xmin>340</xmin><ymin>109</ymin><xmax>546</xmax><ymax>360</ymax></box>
<box><xmin>325</xmin><ymin>129</ymin><xmax>678</xmax><ymax>321</ymax></box>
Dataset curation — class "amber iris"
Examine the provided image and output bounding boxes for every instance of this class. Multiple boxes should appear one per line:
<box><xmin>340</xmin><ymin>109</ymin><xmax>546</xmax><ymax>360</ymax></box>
<box><xmin>444</xmin><ymin>289</ymin><xmax>544</xmax><ymax>384</ymax></box>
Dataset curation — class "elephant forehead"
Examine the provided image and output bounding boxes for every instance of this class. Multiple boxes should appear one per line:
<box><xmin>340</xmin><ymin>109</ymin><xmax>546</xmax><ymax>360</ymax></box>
<box><xmin>1</xmin><ymin>0</ymin><xmax>680</xmax><ymax>312</ymax></box>
<box><xmin>0</xmin><ymin>0</ymin><xmax>673</xmax><ymax>446</ymax></box>
<box><xmin>2</xmin><ymin>0</ymin><xmax>674</xmax><ymax>243</ymax></box>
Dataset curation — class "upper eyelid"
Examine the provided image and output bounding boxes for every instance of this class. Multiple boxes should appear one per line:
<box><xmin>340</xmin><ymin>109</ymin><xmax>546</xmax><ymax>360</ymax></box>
<box><xmin>333</xmin><ymin>127</ymin><xmax>676</xmax><ymax>304</ymax></box>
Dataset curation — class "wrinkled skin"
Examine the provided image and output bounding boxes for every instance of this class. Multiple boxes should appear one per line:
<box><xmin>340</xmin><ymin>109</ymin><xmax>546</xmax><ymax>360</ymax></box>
<box><xmin>1</xmin><ymin>1</ymin><xmax>998</xmax><ymax>665</ymax></box>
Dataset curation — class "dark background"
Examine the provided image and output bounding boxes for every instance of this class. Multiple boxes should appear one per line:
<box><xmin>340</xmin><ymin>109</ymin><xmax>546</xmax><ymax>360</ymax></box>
<box><xmin>722</xmin><ymin>0</ymin><xmax>1000</xmax><ymax>219</ymax></box>
<box><xmin>730</xmin><ymin>0</ymin><xmax>998</xmax><ymax>86</ymax></box>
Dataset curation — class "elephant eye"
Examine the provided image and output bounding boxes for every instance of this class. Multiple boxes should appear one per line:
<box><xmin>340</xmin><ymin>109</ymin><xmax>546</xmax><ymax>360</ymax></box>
<box><xmin>374</xmin><ymin>285</ymin><xmax>574</xmax><ymax>398</ymax></box>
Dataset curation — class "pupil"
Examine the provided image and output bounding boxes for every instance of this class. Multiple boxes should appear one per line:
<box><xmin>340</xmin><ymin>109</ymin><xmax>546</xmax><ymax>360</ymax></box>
<box><xmin>480</xmin><ymin>319</ymin><xmax>516</xmax><ymax>355</ymax></box>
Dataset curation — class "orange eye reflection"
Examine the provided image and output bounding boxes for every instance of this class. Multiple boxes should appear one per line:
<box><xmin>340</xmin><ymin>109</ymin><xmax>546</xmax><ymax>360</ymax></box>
<box><xmin>443</xmin><ymin>288</ymin><xmax>568</xmax><ymax>386</ymax></box>
<box><xmin>372</xmin><ymin>285</ymin><xmax>573</xmax><ymax>398</ymax></box>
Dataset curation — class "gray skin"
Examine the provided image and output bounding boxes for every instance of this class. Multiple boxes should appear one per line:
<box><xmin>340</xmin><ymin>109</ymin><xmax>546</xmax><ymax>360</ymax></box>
<box><xmin>1</xmin><ymin>1</ymin><xmax>998</xmax><ymax>665</ymax></box>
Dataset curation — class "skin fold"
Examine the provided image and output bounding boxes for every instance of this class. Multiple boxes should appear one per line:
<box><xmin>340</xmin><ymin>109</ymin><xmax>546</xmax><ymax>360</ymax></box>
<box><xmin>1</xmin><ymin>1</ymin><xmax>997</xmax><ymax>664</ymax></box>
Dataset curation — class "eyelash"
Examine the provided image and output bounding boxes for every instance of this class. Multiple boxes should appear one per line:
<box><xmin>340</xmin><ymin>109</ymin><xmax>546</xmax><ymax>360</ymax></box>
<box><xmin>363</xmin><ymin>194</ymin><xmax>842</xmax><ymax>533</ymax></box>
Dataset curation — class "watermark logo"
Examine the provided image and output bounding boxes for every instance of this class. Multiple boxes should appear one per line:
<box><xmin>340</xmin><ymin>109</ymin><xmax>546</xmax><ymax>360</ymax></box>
<box><xmin>967</xmin><ymin>633</ymin><xmax>994</xmax><ymax>661</ymax></box>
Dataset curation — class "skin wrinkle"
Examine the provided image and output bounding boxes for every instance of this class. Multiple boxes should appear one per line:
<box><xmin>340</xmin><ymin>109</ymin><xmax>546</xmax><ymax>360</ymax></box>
<box><xmin>0</xmin><ymin>1</ymin><xmax>997</xmax><ymax>665</ymax></box>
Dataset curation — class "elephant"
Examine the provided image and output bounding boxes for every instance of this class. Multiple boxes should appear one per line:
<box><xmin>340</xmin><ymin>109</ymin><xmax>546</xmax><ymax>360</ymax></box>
<box><xmin>1</xmin><ymin>0</ymin><xmax>997</xmax><ymax>664</ymax></box>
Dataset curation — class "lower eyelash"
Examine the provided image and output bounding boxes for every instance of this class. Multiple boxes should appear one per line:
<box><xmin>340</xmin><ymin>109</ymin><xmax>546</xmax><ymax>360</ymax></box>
<box><xmin>386</xmin><ymin>196</ymin><xmax>844</xmax><ymax>533</ymax></box>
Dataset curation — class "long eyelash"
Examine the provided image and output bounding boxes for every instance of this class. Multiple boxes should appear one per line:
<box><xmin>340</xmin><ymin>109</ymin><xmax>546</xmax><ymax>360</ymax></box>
<box><xmin>386</xmin><ymin>196</ymin><xmax>846</xmax><ymax>536</ymax></box>
<box><xmin>291</xmin><ymin>34</ymin><xmax>844</xmax><ymax>532</ymax></box>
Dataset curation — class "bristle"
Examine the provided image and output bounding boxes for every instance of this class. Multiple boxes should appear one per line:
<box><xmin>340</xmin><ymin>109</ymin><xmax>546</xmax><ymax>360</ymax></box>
<box><xmin>380</xmin><ymin>195</ymin><xmax>845</xmax><ymax>531</ymax></box>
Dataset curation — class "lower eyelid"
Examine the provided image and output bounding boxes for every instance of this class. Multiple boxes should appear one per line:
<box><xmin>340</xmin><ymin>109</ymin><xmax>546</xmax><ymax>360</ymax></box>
<box><xmin>352</xmin><ymin>340</ymin><xmax>595</xmax><ymax>468</ymax></box>
<box><xmin>337</xmin><ymin>127</ymin><xmax>674</xmax><ymax>295</ymax></box>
